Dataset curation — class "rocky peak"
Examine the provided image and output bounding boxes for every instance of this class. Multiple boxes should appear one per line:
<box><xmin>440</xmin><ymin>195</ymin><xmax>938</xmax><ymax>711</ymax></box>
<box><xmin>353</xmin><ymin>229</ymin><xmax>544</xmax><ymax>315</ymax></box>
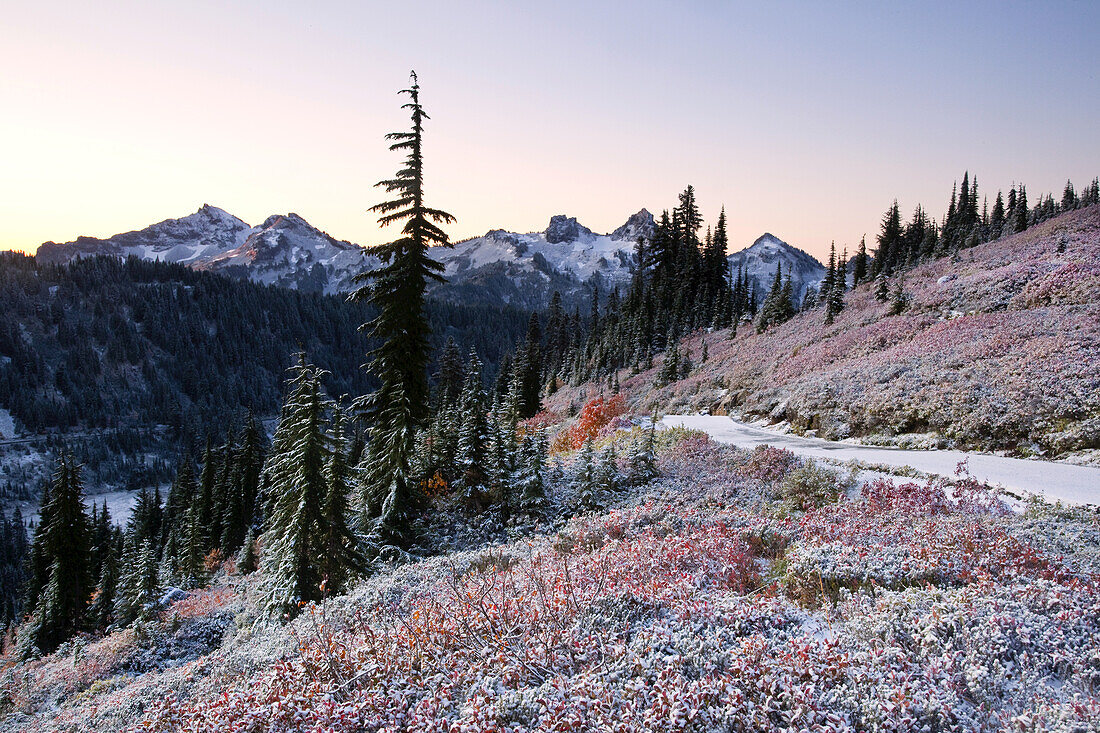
<box><xmin>544</xmin><ymin>215</ymin><xmax>594</xmax><ymax>244</ymax></box>
<box><xmin>610</xmin><ymin>208</ymin><xmax>656</xmax><ymax>242</ymax></box>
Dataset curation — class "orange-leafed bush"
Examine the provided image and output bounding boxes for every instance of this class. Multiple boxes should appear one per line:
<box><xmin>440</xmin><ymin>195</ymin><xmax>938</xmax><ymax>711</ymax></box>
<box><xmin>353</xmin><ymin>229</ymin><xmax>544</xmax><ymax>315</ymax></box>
<box><xmin>564</xmin><ymin>394</ymin><xmax>626</xmax><ymax>450</ymax></box>
<box><xmin>420</xmin><ymin>471</ymin><xmax>450</xmax><ymax>498</ymax></box>
<box><xmin>203</xmin><ymin>549</ymin><xmax>225</xmax><ymax>574</ymax></box>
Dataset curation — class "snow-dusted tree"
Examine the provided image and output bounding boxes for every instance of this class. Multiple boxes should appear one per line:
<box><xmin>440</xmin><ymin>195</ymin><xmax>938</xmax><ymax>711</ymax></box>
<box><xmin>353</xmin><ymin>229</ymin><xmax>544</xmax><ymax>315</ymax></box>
<box><xmin>573</xmin><ymin>439</ymin><xmax>599</xmax><ymax>510</ymax></box>
<box><xmin>318</xmin><ymin>405</ymin><xmax>364</xmax><ymax>596</ymax></box>
<box><xmin>595</xmin><ymin>445</ymin><xmax>620</xmax><ymax>494</ymax></box>
<box><xmin>627</xmin><ymin>426</ymin><xmax>659</xmax><ymax>485</ymax></box>
<box><xmin>825</xmin><ymin>249</ymin><xmax>847</xmax><ymax>325</ymax></box>
<box><xmin>454</xmin><ymin>353</ymin><xmax>489</xmax><ymax>510</ymax></box>
<box><xmin>237</xmin><ymin>526</ymin><xmax>259</xmax><ymax>575</ymax></box>
<box><xmin>657</xmin><ymin>339</ymin><xmax>682</xmax><ymax>386</ymax></box>
<box><xmin>24</xmin><ymin>454</ymin><xmax>92</xmax><ymax>655</ymax></box>
<box><xmin>515</xmin><ymin>431</ymin><xmax>548</xmax><ymax>516</ymax></box>
<box><xmin>115</xmin><ymin>538</ymin><xmax>159</xmax><ymax>625</ymax></box>
<box><xmin>353</xmin><ymin>71</ymin><xmax>454</xmax><ymax>545</ymax></box>
<box><xmin>177</xmin><ymin>505</ymin><xmax>208</xmax><ymax>589</ymax></box>
<box><xmin>258</xmin><ymin>356</ymin><xmax>334</xmax><ymax>617</ymax></box>
<box><xmin>874</xmin><ymin>273</ymin><xmax>890</xmax><ymax>302</ymax></box>
<box><xmin>889</xmin><ymin>279</ymin><xmax>910</xmax><ymax>315</ymax></box>
<box><xmin>89</xmin><ymin>548</ymin><xmax>117</xmax><ymax>629</ymax></box>
<box><xmin>851</xmin><ymin>236</ymin><xmax>868</xmax><ymax>285</ymax></box>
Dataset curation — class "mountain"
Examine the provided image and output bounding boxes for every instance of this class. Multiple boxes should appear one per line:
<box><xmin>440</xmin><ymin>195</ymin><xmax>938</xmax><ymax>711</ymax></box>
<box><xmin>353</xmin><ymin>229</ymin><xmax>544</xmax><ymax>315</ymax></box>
<box><xmin>195</xmin><ymin>213</ymin><xmax>379</xmax><ymax>294</ymax></box>
<box><xmin>727</xmin><ymin>233</ymin><xmax>825</xmax><ymax>306</ymax></box>
<box><xmin>34</xmin><ymin>207</ymin><xmax>826</xmax><ymax>311</ymax></box>
<box><xmin>35</xmin><ymin>207</ymin><xmax>657</xmax><ymax>310</ymax></box>
<box><xmin>36</xmin><ymin>205</ymin><xmax>253</xmax><ymax>266</ymax></box>
<box><xmin>37</xmin><ymin>206</ymin><xmax>378</xmax><ymax>296</ymax></box>
<box><xmin>428</xmin><ymin>211</ymin><xmax>652</xmax><ymax>309</ymax></box>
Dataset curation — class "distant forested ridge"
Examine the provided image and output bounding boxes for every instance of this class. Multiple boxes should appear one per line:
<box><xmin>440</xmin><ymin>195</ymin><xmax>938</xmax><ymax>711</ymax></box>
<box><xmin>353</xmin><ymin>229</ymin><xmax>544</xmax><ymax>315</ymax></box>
<box><xmin>0</xmin><ymin>253</ymin><xmax>528</xmax><ymax>472</ymax></box>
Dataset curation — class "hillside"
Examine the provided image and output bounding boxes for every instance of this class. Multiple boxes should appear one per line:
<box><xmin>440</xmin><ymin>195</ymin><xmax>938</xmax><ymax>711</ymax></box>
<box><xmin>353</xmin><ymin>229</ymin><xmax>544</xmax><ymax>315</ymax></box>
<box><xmin>4</xmin><ymin>424</ymin><xmax>1098</xmax><ymax>731</ymax></box>
<box><xmin>547</xmin><ymin>205</ymin><xmax>1100</xmax><ymax>459</ymax></box>
<box><xmin>0</xmin><ymin>253</ymin><xmax>529</xmax><ymax>493</ymax></box>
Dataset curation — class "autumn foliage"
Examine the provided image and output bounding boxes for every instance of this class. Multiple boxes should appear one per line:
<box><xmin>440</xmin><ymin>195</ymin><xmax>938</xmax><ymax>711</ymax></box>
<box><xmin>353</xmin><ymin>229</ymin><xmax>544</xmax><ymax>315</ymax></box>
<box><xmin>562</xmin><ymin>394</ymin><xmax>626</xmax><ymax>450</ymax></box>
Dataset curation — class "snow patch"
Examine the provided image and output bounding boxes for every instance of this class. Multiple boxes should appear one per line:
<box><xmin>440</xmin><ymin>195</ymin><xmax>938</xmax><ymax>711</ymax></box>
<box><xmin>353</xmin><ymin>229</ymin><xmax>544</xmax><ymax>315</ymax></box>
<box><xmin>663</xmin><ymin>414</ymin><xmax>1100</xmax><ymax>506</ymax></box>
<box><xmin>0</xmin><ymin>408</ymin><xmax>15</xmax><ymax>439</ymax></box>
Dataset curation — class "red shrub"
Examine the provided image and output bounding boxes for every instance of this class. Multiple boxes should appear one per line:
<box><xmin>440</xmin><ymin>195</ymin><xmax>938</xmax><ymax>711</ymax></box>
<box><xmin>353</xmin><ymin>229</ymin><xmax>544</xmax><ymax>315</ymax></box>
<box><xmin>566</xmin><ymin>394</ymin><xmax>626</xmax><ymax>449</ymax></box>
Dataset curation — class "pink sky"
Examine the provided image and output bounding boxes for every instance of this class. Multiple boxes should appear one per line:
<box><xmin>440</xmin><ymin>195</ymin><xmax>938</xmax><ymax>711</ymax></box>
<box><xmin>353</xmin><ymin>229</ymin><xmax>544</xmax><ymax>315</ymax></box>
<box><xmin>2</xmin><ymin>0</ymin><xmax>1097</xmax><ymax>261</ymax></box>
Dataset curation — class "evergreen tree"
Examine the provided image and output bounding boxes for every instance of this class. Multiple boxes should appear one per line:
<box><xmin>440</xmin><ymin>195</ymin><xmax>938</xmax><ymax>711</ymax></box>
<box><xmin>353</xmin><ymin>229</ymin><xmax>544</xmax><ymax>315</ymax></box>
<box><xmin>196</xmin><ymin>439</ymin><xmax>218</xmax><ymax>550</ymax></box>
<box><xmin>89</xmin><ymin>548</ymin><xmax>117</xmax><ymax>629</ymax></box>
<box><xmin>756</xmin><ymin>263</ymin><xmax>793</xmax><ymax>332</ymax></box>
<box><xmin>25</xmin><ymin>455</ymin><xmax>92</xmax><ymax>655</ymax></box>
<box><xmin>875</xmin><ymin>273</ymin><xmax>890</xmax><ymax>302</ymax></box>
<box><xmin>23</xmin><ymin>481</ymin><xmax>52</xmax><ymax>616</ymax></box>
<box><xmin>595</xmin><ymin>445</ymin><xmax>619</xmax><ymax>495</ymax></box>
<box><xmin>573</xmin><ymin>439</ymin><xmax>599</xmax><ymax>510</ymax></box>
<box><xmin>454</xmin><ymin>353</ymin><xmax>489</xmax><ymax>509</ymax></box>
<box><xmin>318</xmin><ymin>406</ymin><xmax>364</xmax><ymax>596</ymax></box>
<box><xmin>873</xmin><ymin>201</ymin><xmax>903</xmax><ymax>277</ymax></box>
<box><xmin>434</xmin><ymin>336</ymin><xmax>464</xmax><ymax>406</ymax></box>
<box><xmin>990</xmin><ymin>191</ymin><xmax>1006</xmax><ymax>236</ymax></box>
<box><xmin>703</xmin><ymin>207</ymin><xmax>731</xmax><ymax>326</ymax></box>
<box><xmin>178</xmin><ymin>505</ymin><xmax>208</xmax><ymax>589</ymax></box>
<box><xmin>515</xmin><ymin>431</ymin><xmax>548</xmax><ymax>516</ymax></box>
<box><xmin>353</xmin><ymin>71</ymin><xmax>454</xmax><ymax>545</ymax></box>
<box><xmin>515</xmin><ymin>313</ymin><xmax>543</xmax><ymax>419</ymax></box>
<box><xmin>851</xmin><ymin>236</ymin><xmax>868</xmax><ymax>286</ymax></box>
<box><xmin>657</xmin><ymin>338</ymin><xmax>682</xmax><ymax>386</ymax></box>
<box><xmin>1062</xmin><ymin>180</ymin><xmax>1077</xmax><ymax>211</ymax></box>
<box><xmin>627</xmin><ymin>426</ymin><xmax>659</xmax><ymax>486</ymax></box>
<box><xmin>163</xmin><ymin>459</ymin><xmax>196</xmax><ymax>566</ymax></box>
<box><xmin>825</xmin><ymin>248</ymin><xmax>847</xmax><ymax>325</ymax></box>
<box><xmin>115</xmin><ymin>538</ymin><xmax>159</xmax><ymax>625</ymax></box>
<box><xmin>889</xmin><ymin>279</ymin><xmax>909</xmax><ymax>315</ymax></box>
<box><xmin>1013</xmin><ymin>186</ymin><xmax>1029</xmax><ymax>232</ymax></box>
<box><xmin>819</xmin><ymin>244</ymin><xmax>836</xmax><ymax>307</ymax></box>
<box><xmin>237</xmin><ymin>526</ymin><xmax>259</xmax><ymax>575</ymax></box>
<box><xmin>258</xmin><ymin>356</ymin><xmax>335</xmax><ymax>616</ymax></box>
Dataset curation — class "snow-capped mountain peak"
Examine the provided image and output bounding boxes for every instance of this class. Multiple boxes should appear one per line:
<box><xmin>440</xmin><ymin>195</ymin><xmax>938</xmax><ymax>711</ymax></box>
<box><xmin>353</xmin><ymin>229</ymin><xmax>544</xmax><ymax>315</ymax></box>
<box><xmin>610</xmin><ymin>208</ymin><xmax>656</xmax><ymax>242</ymax></box>
<box><xmin>727</xmin><ymin>233</ymin><xmax>825</xmax><ymax>304</ymax></box>
<box><xmin>36</xmin><ymin>205</ymin><xmax>253</xmax><ymax>266</ymax></box>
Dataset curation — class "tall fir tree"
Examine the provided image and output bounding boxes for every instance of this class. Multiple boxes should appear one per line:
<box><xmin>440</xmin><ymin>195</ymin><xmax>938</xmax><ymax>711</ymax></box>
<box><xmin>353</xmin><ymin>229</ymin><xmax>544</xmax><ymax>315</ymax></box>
<box><xmin>353</xmin><ymin>71</ymin><xmax>454</xmax><ymax>545</ymax></box>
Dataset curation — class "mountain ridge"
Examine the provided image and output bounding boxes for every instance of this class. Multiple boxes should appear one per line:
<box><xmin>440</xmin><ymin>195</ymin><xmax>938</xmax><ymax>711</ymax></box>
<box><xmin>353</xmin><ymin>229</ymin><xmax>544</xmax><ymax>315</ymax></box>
<box><xmin>33</xmin><ymin>206</ymin><xmax>824</xmax><ymax>309</ymax></box>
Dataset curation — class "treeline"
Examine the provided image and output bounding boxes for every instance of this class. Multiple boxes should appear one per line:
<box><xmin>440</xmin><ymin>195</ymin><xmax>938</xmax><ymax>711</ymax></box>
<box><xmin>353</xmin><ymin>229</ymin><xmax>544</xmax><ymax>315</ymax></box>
<box><xmin>871</xmin><ymin>173</ymin><xmax>1100</xmax><ymax>279</ymax></box>
<box><xmin>497</xmin><ymin>172</ymin><xmax>1100</xmax><ymax>404</ymax></box>
<box><xmin>0</xmin><ymin>253</ymin><xmax>528</xmax><ymax>438</ymax></box>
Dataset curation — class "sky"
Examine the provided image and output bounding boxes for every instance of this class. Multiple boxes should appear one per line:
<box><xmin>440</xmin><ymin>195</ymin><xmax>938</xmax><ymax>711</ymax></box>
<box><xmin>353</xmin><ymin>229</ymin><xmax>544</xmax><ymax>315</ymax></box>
<box><xmin>1</xmin><ymin>0</ymin><xmax>1098</xmax><ymax>260</ymax></box>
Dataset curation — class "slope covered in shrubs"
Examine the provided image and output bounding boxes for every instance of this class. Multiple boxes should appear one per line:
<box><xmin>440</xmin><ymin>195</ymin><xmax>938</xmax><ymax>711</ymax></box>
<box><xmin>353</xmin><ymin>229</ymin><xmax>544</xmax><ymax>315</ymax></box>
<box><xmin>3</xmin><ymin>425</ymin><xmax>1097</xmax><ymax>732</ymax></box>
<box><xmin>550</xmin><ymin>206</ymin><xmax>1100</xmax><ymax>457</ymax></box>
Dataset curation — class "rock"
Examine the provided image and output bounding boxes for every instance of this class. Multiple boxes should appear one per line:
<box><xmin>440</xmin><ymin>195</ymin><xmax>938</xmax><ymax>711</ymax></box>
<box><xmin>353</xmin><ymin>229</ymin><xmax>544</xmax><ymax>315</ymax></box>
<box><xmin>544</xmin><ymin>215</ymin><xmax>594</xmax><ymax>244</ymax></box>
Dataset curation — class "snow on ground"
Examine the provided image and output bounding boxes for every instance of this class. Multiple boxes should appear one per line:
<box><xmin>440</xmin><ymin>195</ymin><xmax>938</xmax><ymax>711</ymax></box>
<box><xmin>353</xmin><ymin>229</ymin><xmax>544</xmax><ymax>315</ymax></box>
<box><xmin>663</xmin><ymin>414</ymin><xmax>1100</xmax><ymax>506</ymax></box>
<box><xmin>15</xmin><ymin>489</ymin><xmax>137</xmax><ymax>528</ymax></box>
<box><xmin>83</xmin><ymin>489</ymin><xmax>139</xmax><ymax>526</ymax></box>
<box><xmin>0</xmin><ymin>408</ymin><xmax>15</xmax><ymax>440</ymax></box>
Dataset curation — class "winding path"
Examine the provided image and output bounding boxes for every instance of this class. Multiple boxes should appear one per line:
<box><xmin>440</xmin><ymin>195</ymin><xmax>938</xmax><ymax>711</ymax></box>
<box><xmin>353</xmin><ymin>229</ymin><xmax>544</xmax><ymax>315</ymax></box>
<box><xmin>662</xmin><ymin>415</ymin><xmax>1100</xmax><ymax>506</ymax></box>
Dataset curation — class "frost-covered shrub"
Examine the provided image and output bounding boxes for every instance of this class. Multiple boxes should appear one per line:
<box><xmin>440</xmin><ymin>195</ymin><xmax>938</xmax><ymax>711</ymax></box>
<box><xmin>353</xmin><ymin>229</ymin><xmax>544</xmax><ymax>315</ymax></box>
<box><xmin>777</xmin><ymin>461</ymin><xmax>853</xmax><ymax>512</ymax></box>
